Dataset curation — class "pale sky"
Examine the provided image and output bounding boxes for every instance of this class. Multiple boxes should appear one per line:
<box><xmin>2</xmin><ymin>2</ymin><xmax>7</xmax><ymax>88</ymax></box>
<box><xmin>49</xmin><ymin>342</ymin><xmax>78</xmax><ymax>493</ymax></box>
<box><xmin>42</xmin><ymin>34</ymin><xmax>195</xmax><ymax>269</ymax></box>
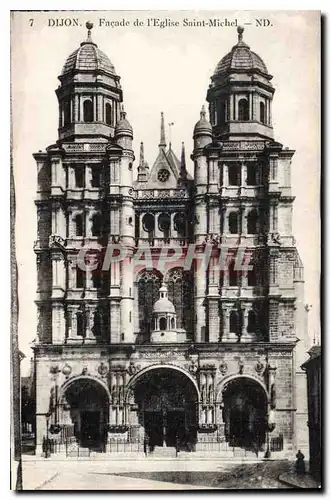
<box><xmin>11</xmin><ymin>10</ymin><xmax>320</xmax><ymax>375</ymax></box>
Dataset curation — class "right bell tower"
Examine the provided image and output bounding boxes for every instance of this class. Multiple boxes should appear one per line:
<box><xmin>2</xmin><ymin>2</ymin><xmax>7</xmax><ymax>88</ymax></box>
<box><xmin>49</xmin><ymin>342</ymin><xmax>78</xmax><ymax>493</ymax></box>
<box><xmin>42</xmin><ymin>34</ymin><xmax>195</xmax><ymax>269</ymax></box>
<box><xmin>207</xmin><ymin>26</ymin><xmax>274</xmax><ymax>141</ymax></box>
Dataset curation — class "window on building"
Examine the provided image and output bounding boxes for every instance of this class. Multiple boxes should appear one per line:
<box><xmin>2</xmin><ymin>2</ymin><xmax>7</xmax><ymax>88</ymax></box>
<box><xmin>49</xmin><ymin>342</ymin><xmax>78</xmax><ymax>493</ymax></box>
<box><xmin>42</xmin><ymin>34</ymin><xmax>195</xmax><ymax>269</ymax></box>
<box><xmin>247</xmin><ymin>310</ymin><xmax>256</xmax><ymax>333</ymax></box>
<box><xmin>74</xmin><ymin>214</ymin><xmax>84</xmax><ymax>237</ymax></box>
<box><xmin>247</xmin><ymin>209</ymin><xmax>258</xmax><ymax>234</ymax></box>
<box><xmin>158</xmin><ymin>213</ymin><xmax>171</xmax><ymax>239</ymax></box>
<box><xmin>76</xmin><ymin>267</ymin><xmax>85</xmax><ymax>289</ymax></box>
<box><xmin>171</xmin><ymin>317</ymin><xmax>175</xmax><ymax>329</ymax></box>
<box><xmin>166</xmin><ymin>267</ymin><xmax>193</xmax><ymax>332</ymax></box>
<box><xmin>219</xmin><ymin>101</ymin><xmax>226</xmax><ymax>125</ymax></box>
<box><xmin>238</xmin><ymin>98</ymin><xmax>249</xmax><ymax>121</ymax></box>
<box><xmin>174</xmin><ymin>213</ymin><xmax>186</xmax><ymax>238</ymax></box>
<box><xmin>260</xmin><ymin>101</ymin><xmax>266</xmax><ymax>124</ymax></box>
<box><xmin>246</xmin><ymin>164</ymin><xmax>258</xmax><ymax>185</ymax></box>
<box><xmin>142</xmin><ymin>213</ymin><xmax>155</xmax><ymax>238</ymax></box>
<box><xmin>228</xmin><ymin>164</ymin><xmax>240</xmax><ymax>186</ymax></box>
<box><xmin>105</xmin><ymin>102</ymin><xmax>112</xmax><ymax>125</ymax></box>
<box><xmin>83</xmin><ymin>99</ymin><xmax>93</xmax><ymax>122</ymax></box>
<box><xmin>137</xmin><ymin>270</ymin><xmax>162</xmax><ymax>334</ymax></box>
<box><xmin>91</xmin><ymin>168</ymin><xmax>101</xmax><ymax>188</ymax></box>
<box><xmin>63</xmin><ymin>99</ymin><xmax>71</xmax><ymax>126</ymax></box>
<box><xmin>230</xmin><ymin>310</ymin><xmax>240</xmax><ymax>335</ymax></box>
<box><xmin>76</xmin><ymin>310</ymin><xmax>85</xmax><ymax>336</ymax></box>
<box><xmin>92</xmin><ymin>272</ymin><xmax>101</xmax><ymax>289</ymax></box>
<box><xmin>75</xmin><ymin>166</ymin><xmax>85</xmax><ymax>188</ymax></box>
<box><xmin>247</xmin><ymin>265</ymin><xmax>257</xmax><ymax>286</ymax></box>
<box><xmin>91</xmin><ymin>213</ymin><xmax>103</xmax><ymax>237</ymax></box>
<box><xmin>229</xmin><ymin>212</ymin><xmax>239</xmax><ymax>234</ymax></box>
<box><xmin>159</xmin><ymin>317</ymin><xmax>167</xmax><ymax>331</ymax></box>
<box><xmin>229</xmin><ymin>261</ymin><xmax>239</xmax><ymax>286</ymax></box>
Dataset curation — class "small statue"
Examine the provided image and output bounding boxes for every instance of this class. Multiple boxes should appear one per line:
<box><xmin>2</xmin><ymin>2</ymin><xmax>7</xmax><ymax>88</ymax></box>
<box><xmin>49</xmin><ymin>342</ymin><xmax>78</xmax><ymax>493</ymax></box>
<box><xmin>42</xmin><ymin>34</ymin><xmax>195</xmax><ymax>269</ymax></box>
<box><xmin>295</xmin><ymin>450</ymin><xmax>306</xmax><ymax>474</ymax></box>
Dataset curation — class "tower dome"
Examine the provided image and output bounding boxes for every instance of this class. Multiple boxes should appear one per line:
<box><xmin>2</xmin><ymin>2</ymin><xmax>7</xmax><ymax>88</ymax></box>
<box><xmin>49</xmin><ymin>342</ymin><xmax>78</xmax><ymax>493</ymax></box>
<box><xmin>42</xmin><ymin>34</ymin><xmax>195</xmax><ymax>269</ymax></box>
<box><xmin>206</xmin><ymin>26</ymin><xmax>274</xmax><ymax>141</ymax></box>
<box><xmin>61</xmin><ymin>22</ymin><xmax>116</xmax><ymax>77</ymax></box>
<box><xmin>213</xmin><ymin>26</ymin><xmax>269</xmax><ymax>77</ymax></box>
<box><xmin>56</xmin><ymin>22</ymin><xmax>123</xmax><ymax>143</ymax></box>
<box><xmin>193</xmin><ymin>105</ymin><xmax>212</xmax><ymax>149</ymax></box>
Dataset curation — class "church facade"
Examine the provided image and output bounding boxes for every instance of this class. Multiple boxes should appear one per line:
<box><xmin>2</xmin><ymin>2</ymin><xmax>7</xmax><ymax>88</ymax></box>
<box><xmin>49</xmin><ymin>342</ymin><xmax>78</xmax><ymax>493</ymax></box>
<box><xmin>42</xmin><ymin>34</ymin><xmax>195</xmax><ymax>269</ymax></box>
<box><xmin>33</xmin><ymin>23</ymin><xmax>309</xmax><ymax>457</ymax></box>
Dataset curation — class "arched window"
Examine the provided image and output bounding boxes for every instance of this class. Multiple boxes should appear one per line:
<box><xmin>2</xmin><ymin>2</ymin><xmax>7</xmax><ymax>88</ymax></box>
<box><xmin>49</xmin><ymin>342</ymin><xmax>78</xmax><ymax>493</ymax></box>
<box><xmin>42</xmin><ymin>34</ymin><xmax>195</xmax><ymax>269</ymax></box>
<box><xmin>260</xmin><ymin>102</ymin><xmax>266</xmax><ymax>124</ymax></box>
<box><xmin>83</xmin><ymin>99</ymin><xmax>93</xmax><ymax>122</ymax></box>
<box><xmin>229</xmin><ymin>261</ymin><xmax>239</xmax><ymax>287</ymax></box>
<box><xmin>158</xmin><ymin>213</ymin><xmax>171</xmax><ymax>239</ymax></box>
<box><xmin>137</xmin><ymin>270</ymin><xmax>162</xmax><ymax>335</ymax></box>
<box><xmin>230</xmin><ymin>310</ymin><xmax>240</xmax><ymax>335</ymax></box>
<box><xmin>174</xmin><ymin>213</ymin><xmax>186</xmax><ymax>238</ymax></box>
<box><xmin>228</xmin><ymin>164</ymin><xmax>240</xmax><ymax>186</ymax></box>
<box><xmin>166</xmin><ymin>267</ymin><xmax>193</xmax><ymax>333</ymax></box>
<box><xmin>247</xmin><ymin>209</ymin><xmax>258</xmax><ymax>234</ymax></box>
<box><xmin>171</xmin><ymin>317</ymin><xmax>175</xmax><ymax>329</ymax></box>
<box><xmin>105</xmin><ymin>102</ymin><xmax>112</xmax><ymax>125</ymax></box>
<box><xmin>142</xmin><ymin>213</ymin><xmax>155</xmax><ymax>238</ymax></box>
<box><xmin>63</xmin><ymin>99</ymin><xmax>71</xmax><ymax>126</ymax></box>
<box><xmin>91</xmin><ymin>213</ymin><xmax>102</xmax><ymax>237</ymax></box>
<box><xmin>74</xmin><ymin>214</ymin><xmax>84</xmax><ymax>237</ymax></box>
<box><xmin>238</xmin><ymin>98</ymin><xmax>249</xmax><ymax>121</ymax></box>
<box><xmin>247</xmin><ymin>310</ymin><xmax>256</xmax><ymax>333</ymax></box>
<box><xmin>159</xmin><ymin>317</ymin><xmax>167</xmax><ymax>331</ymax></box>
<box><xmin>229</xmin><ymin>212</ymin><xmax>239</xmax><ymax>234</ymax></box>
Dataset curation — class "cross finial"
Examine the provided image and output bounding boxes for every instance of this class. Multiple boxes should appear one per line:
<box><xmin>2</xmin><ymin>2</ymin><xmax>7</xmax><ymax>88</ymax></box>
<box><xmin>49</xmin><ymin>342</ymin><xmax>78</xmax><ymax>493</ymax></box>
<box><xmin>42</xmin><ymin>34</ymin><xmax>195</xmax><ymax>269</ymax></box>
<box><xmin>237</xmin><ymin>26</ymin><xmax>244</xmax><ymax>43</ymax></box>
<box><xmin>86</xmin><ymin>21</ymin><xmax>94</xmax><ymax>42</ymax></box>
<box><xmin>200</xmin><ymin>105</ymin><xmax>206</xmax><ymax>119</ymax></box>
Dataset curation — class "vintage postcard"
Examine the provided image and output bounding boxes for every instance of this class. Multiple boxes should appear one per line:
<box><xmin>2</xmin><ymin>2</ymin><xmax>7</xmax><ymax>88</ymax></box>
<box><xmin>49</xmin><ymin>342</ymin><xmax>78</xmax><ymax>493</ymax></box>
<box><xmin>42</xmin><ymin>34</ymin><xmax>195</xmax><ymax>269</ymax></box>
<box><xmin>11</xmin><ymin>10</ymin><xmax>321</xmax><ymax>490</ymax></box>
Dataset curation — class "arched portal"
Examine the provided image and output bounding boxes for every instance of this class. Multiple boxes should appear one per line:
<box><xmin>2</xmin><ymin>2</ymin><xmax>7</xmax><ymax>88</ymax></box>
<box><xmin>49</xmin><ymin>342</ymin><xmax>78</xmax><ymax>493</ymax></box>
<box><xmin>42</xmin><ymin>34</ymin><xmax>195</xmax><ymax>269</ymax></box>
<box><xmin>130</xmin><ymin>367</ymin><xmax>198</xmax><ymax>451</ymax></box>
<box><xmin>59</xmin><ymin>377</ymin><xmax>110</xmax><ymax>451</ymax></box>
<box><xmin>222</xmin><ymin>377</ymin><xmax>267</xmax><ymax>452</ymax></box>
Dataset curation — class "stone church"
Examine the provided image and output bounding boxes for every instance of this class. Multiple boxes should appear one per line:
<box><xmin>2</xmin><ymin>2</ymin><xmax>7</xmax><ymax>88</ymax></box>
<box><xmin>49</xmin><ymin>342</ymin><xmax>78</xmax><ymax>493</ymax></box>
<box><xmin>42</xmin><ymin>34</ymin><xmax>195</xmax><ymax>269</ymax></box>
<box><xmin>33</xmin><ymin>23</ymin><xmax>309</xmax><ymax>457</ymax></box>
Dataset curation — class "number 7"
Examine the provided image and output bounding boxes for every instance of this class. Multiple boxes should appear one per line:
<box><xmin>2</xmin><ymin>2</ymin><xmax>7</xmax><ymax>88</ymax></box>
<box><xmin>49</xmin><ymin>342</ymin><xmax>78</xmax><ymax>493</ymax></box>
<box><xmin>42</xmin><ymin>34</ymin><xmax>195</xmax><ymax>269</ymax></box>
<box><xmin>29</xmin><ymin>19</ymin><xmax>34</xmax><ymax>27</ymax></box>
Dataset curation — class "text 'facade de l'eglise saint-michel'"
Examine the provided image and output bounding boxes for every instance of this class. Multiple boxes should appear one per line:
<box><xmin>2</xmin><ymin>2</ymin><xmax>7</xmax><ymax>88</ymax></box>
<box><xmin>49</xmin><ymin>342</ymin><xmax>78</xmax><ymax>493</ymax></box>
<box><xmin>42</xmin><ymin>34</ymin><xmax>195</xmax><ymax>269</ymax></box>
<box><xmin>33</xmin><ymin>23</ymin><xmax>309</xmax><ymax>457</ymax></box>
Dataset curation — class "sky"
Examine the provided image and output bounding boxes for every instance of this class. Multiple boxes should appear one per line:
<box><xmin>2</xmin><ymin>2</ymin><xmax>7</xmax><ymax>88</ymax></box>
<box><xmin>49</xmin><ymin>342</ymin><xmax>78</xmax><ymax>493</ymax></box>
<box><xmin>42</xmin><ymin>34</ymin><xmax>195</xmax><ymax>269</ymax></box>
<box><xmin>11</xmin><ymin>10</ymin><xmax>320</xmax><ymax>375</ymax></box>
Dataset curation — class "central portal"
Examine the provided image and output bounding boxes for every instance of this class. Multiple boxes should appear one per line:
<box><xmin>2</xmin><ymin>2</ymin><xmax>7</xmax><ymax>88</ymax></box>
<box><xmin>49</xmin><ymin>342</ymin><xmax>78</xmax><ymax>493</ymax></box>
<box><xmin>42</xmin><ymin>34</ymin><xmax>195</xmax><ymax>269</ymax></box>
<box><xmin>133</xmin><ymin>368</ymin><xmax>198</xmax><ymax>451</ymax></box>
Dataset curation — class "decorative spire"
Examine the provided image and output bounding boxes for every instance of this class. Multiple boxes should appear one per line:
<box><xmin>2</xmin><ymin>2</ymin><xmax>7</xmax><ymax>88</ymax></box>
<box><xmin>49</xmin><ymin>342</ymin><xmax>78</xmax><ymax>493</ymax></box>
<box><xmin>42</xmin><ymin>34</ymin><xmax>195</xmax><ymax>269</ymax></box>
<box><xmin>139</xmin><ymin>141</ymin><xmax>144</xmax><ymax>168</ymax></box>
<box><xmin>200</xmin><ymin>105</ymin><xmax>206</xmax><ymax>120</ymax></box>
<box><xmin>180</xmin><ymin>142</ymin><xmax>187</xmax><ymax>181</ymax></box>
<box><xmin>159</xmin><ymin>112</ymin><xmax>166</xmax><ymax>149</ymax></box>
<box><xmin>137</xmin><ymin>142</ymin><xmax>148</xmax><ymax>182</ymax></box>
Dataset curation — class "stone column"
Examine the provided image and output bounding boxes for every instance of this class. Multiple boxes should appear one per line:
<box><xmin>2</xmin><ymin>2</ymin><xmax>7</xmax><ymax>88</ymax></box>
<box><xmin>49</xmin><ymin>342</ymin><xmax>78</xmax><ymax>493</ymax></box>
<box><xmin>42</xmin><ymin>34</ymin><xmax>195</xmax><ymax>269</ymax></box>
<box><xmin>241</xmin><ymin>162</ymin><xmax>247</xmax><ymax>187</ymax></box>
<box><xmin>195</xmin><ymin>262</ymin><xmax>206</xmax><ymax>342</ymax></box>
<box><xmin>120</xmin><ymin>254</ymin><xmax>134</xmax><ymax>343</ymax></box>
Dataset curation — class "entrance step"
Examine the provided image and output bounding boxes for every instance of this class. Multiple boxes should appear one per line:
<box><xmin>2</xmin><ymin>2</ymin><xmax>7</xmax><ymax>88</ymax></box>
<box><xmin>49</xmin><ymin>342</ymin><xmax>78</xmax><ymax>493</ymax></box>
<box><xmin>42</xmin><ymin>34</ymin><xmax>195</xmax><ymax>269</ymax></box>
<box><xmin>151</xmin><ymin>446</ymin><xmax>177</xmax><ymax>458</ymax></box>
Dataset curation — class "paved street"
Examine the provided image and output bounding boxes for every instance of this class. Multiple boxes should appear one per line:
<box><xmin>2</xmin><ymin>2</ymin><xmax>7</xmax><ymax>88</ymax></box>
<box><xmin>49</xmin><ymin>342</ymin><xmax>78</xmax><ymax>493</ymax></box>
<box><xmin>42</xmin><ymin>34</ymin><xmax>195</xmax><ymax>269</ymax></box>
<box><xmin>22</xmin><ymin>457</ymin><xmax>296</xmax><ymax>490</ymax></box>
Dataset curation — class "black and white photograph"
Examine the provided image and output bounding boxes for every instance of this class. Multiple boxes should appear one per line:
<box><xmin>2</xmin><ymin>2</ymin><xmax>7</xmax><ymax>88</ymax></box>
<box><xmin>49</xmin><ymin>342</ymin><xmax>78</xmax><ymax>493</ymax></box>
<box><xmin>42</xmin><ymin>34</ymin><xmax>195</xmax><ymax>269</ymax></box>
<box><xmin>10</xmin><ymin>9</ymin><xmax>321</xmax><ymax>490</ymax></box>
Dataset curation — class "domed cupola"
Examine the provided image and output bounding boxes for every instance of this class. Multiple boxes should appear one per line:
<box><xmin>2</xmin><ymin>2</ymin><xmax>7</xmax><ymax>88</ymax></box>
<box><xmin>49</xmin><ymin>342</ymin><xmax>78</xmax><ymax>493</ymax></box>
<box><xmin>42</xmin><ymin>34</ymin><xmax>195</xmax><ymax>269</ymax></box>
<box><xmin>56</xmin><ymin>22</ymin><xmax>123</xmax><ymax>143</ymax></box>
<box><xmin>206</xmin><ymin>26</ymin><xmax>275</xmax><ymax>141</ymax></box>
<box><xmin>151</xmin><ymin>283</ymin><xmax>178</xmax><ymax>343</ymax></box>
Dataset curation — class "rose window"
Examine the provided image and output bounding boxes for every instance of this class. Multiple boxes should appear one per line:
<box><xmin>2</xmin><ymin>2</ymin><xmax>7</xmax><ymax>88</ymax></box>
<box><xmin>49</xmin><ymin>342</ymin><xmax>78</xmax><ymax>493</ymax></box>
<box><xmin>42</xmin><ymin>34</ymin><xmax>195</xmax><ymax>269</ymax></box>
<box><xmin>158</xmin><ymin>169</ymin><xmax>170</xmax><ymax>182</ymax></box>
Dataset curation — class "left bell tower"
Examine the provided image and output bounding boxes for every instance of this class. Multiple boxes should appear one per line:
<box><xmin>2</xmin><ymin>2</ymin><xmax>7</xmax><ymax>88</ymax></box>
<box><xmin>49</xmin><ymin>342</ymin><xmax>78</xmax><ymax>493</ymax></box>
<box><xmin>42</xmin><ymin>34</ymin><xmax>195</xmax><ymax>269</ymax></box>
<box><xmin>56</xmin><ymin>21</ymin><xmax>122</xmax><ymax>143</ymax></box>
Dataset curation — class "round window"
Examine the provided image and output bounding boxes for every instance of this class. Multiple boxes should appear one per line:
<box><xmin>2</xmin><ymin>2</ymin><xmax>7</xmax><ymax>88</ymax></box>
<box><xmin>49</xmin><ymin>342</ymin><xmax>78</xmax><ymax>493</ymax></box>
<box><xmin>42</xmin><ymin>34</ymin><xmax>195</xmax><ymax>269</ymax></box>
<box><xmin>158</xmin><ymin>169</ymin><xmax>170</xmax><ymax>182</ymax></box>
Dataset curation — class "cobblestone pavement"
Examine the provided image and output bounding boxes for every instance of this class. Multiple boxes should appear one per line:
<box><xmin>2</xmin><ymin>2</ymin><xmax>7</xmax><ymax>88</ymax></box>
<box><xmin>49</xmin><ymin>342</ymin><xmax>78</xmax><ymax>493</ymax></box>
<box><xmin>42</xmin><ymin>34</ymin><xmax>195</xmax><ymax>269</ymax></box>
<box><xmin>21</xmin><ymin>457</ymin><xmax>303</xmax><ymax>490</ymax></box>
